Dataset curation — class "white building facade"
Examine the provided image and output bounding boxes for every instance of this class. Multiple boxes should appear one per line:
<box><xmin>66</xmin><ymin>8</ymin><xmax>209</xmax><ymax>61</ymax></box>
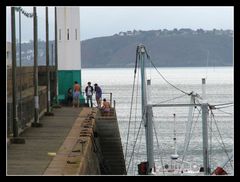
<box><xmin>56</xmin><ymin>7</ymin><xmax>84</xmax><ymax>103</ymax></box>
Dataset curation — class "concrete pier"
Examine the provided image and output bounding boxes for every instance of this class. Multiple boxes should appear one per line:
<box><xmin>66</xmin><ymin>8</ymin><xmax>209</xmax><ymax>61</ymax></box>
<box><xmin>7</xmin><ymin>107</ymin><xmax>82</xmax><ymax>175</ymax></box>
<box><xmin>7</xmin><ymin>107</ymin><xmax>126</xmax><ymax>175</ymax></box>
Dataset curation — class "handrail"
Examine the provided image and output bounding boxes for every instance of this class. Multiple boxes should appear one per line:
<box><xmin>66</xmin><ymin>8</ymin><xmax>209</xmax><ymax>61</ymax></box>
<box><xmin>82</xmin><ymin>91</ymin><xmax>114</xmax><ymax>108</ymax></box>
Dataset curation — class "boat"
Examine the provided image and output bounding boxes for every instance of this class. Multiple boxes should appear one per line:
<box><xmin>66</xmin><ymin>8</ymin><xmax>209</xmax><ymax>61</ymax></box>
<box><xmin>124</xmin><ymin>44</ymin><xmax>234</xmax><ymax>176</ymax></box>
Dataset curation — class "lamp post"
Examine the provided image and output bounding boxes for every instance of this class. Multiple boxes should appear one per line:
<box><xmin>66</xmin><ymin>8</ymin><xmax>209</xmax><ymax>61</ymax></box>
<box><xmin>45</xmin><ymin>6</ymin><xmax>54</xmax><ymax>116</ymax></box>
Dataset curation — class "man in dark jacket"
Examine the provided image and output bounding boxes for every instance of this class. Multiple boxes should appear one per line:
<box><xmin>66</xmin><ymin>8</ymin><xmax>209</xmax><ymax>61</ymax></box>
<box><xmin>85</xmin><ymin>82</ymin><xmax>94</xmax><ymax>107</ymax></box>
<box><xmin>94</xmin><ymin>83</ymin><xmax>102</xmax><ymax>108</ymax></box>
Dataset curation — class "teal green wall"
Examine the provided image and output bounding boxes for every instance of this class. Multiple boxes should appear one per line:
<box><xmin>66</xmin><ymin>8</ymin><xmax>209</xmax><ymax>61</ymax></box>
<box><xmin>58</xmin><ymin>70</ymin><xmax>85</xmax><ymax>104</ymax></box>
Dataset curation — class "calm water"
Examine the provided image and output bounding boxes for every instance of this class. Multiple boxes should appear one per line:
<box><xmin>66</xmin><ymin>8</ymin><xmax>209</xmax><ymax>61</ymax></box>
<box><xmin>82</xmin><ymin>67</ymin><xmax>234</xmax><ymax>175</ymax></box>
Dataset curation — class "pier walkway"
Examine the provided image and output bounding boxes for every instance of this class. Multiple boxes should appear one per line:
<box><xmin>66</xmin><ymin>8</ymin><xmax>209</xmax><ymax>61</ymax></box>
<box><xmin>7</xmin><ymin>107</ymin><xmax>84</xmax><ymax>175</ymax></box>
<box><xmin>7</xmin><ymin>106</ymin><xmax>126</xmax><ymax>175</ymax></box>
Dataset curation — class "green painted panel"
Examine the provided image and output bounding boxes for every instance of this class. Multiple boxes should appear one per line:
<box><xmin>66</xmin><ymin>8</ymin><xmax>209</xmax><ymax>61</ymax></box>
<box><xmin>58</xmin><ymin>70</ymin><xmax>85</xmax><ymax>104</ymax></box>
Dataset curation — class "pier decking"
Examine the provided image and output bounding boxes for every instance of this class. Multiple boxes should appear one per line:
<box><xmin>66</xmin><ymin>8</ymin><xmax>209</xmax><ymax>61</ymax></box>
<box><xmin>7</xmin><ymin>106</ymin><xmax>126</xmax><ymax>175</ymax></box>
<box><xmin>7</xmin><ymin>107</ymin><xmax>83</xmax><ymax>175</ymax></box>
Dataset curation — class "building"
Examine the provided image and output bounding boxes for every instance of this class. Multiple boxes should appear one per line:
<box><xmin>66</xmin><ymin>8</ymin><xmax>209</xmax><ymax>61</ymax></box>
<box><xmin>56</xmin><ymin>7</ymin><xmax>84</xmax><ymax>103</ymax></box>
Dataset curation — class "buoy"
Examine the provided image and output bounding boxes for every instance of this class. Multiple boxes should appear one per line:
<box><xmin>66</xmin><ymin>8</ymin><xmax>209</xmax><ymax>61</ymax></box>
<box><xmin>212</xmin><ymin>167</ymin><xmax>227</xmax><ymax>175</ymax></box>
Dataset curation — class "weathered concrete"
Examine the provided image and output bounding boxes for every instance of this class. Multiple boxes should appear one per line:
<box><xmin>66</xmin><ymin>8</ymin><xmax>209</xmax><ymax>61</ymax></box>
<box><xmin>7</xmin><ymin>107</ymin><xmax>126</xmax><ymax>175</ymax></box>
<box><xmin>44</xmin><ymin>107</ymin><xmax>101</xmax><ymax>175</ymax></box>
<box><xmin>95</xmin><ymin>109</ymin><xmax>127</xmax><ymax>175</ymax></box>
<box><xmin>7</xmin><ymin>107</ymin><xmax>82</xmax><ymax>175</ymax></box>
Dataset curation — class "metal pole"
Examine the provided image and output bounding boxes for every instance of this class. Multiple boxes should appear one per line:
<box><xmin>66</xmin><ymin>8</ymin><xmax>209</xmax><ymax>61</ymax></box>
<box><xmin>11</xmin><ymin>7</ymin><xmax>18</xmax><ymax>137</ymax></box>
<box><xmin>110</xmin><ymin>92</ymin><xmax>112</xmax><ymax>107</ymax></box>
<box><xmin>51</xmin><ymin>43</ymin><xmax>54</xmax><ymax>103</ymax></box>
<box><xmin>140</xmin><ymin>45</ymin><xmax>147</xmax><ymax>116</ymax></box>
<box><xmin>33</xmin><ymin>7</ymin><xmax>39</xmax><ymax>125</ymax></box>
<box><xmin>202</xmin><ymin>103</ymin><xmax>210</xmax><ymax>175</ymax></box>
<box><xmin>45</xmin><ymin>6</ymin><xmax>51</xmax><ymax>113</ymax></box>
<box><xmin>171</xmin><ymin>113</ymin><xmax>179</xmax><ymax>160</ymax></box>
<box><xmin>139</xmin><ymin>45</ymin><xmax>154</xmax><ymax>174</ymax></box>
<box><xmin>201</xmin><ymin>78</ymin><xmax>209</xmax><ymax>174</ymax></box>
<box><xmin>146</xmin><ymin>79</ymin><xmax>154</xmax><ymax>174</ymax></box>
<box><xmin>51</xmin><ymin>43</ymin><xmax>54</xmax><ymax>66</ymax></box>
<box><xmin>19</xmin><ymin>9</ymin><xmax>22</xmax><ymax>126</ymax></box>
<box><xmin>54</xmin><ymin>7</ymin><xmax>58</xmax><ymax>102</ymax></box>
<box><xmin>202</xmin><ymin>78</ymin><xmax>206</xmax><ymax>101</ymax></box>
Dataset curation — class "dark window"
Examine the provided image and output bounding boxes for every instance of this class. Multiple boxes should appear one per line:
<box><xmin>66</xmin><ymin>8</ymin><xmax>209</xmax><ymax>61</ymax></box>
<box><xmin>75</xmin><ymin>29</ymin><xmax>77</xmax><ymax>40</ymax></box>
<box><xmin>59</xmin><ymin>29</ymin><xmax>61</xmax><ymax>40</ymax></box>
<box><xmin>67</xmin><ymin>29</ymin><xmax>69</xmax><ymax>40</ymax></box>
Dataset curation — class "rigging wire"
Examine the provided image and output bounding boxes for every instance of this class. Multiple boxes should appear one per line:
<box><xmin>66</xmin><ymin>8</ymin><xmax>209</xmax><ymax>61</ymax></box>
<box><xmin>124</xmin><ymin>49</ymin><xmax>139</xmax><ymax>162</ymax></box>
<box><xmin>210</xmin><ymin>109</ymin><xmax>234</xmax><ymax>169</ymax></box>
<box><xmin>210</xmin><ymin>102</ymin><xmax>233</xmax><ymax>108</ymax></box>
<box><xmin>158</xmin><ymin>94</ymin><xmax>187</xmax><ymax>104</ymax></box>
<box><xmin>152</xmin><ymin>117</ymin><xmax>165</xmax><ymax>175</ymax></box>
<box><xmin>132</xmin><ymin>60</ymin><xmax>140</xmax><ymax>175</ymax></box>
<box><xmin>205</xmin><ymin>50</ymin><xmax>209</xmax><ymax>80</ymax></box>
<box><xmin>149</xmin><ymin>59</ymin><xmax>192</xmax><ymax>96</ymax></box>
<box><xmin>180</xmin><ymin>104</ymin><xmax>197</xmax><ymax>171</ymax></box>
<box><xmin>215</xmin><ymin>108</ymin><xmax>233</xmax><ymax>116</ymax></box>
<box><xmin>126</xmin><ymin>109</ymin><xmax>146</xmax><ymax>172</ymax></box>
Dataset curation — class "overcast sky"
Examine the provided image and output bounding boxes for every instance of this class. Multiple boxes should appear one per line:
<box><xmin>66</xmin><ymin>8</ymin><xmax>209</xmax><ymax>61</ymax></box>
<box><xmin>6</xmin><ymin>6</ymin><xmax>233</xmax><ymax>42</ymax></box>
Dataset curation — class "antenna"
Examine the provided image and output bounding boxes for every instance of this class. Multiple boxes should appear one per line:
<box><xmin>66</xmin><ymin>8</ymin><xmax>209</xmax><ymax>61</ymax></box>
<box><xmin>171</xmin><ymin>113</ymin><xmax>179</xmax><ymax>160</ymax></box>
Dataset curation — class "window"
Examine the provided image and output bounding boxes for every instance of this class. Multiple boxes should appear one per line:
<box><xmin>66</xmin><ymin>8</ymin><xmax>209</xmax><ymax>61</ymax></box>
<box><xmin>67</xmin><ymin>29</ymin><xmax>69</xmax><ymax>40</ymax></box>
<box><xmin>59</xmin><ymin>29</ymin><xmax>61</xmax><ymax>40</ymax></box>
<box><xmin>75</xmin><ymin>29</ymin><xmax>77</xmax><ymax>40</ymax></box>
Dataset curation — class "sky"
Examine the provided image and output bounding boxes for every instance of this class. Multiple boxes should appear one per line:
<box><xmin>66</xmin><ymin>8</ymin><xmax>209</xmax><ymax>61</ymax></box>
<box><xmin>6</xmin><ymin>6</ymin><xmax>233</xmax><ymax>42</ymax></box>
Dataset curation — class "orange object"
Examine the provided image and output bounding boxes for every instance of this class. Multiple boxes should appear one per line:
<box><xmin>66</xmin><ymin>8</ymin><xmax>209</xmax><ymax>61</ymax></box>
<box><xmin>74</xmin><ymin>84</ymin><xmax>80</xmax><ymax>92</ymax></box>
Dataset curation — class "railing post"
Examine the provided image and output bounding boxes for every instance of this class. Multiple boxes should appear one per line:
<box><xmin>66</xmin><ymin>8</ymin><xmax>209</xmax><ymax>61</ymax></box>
<box><xmin>45</xmin><ymin>6</ymin><xmax>54</xmax><ymax>116</ymax></box>
<box><xmin>110</xmin><ymin>92</ymin><xmax>112</xmax><ymax>107</ymax></box>
<box><xmin>11</xmin><ymin>7</ymin><xmax>18</xmax><ymax>137</ymax></box>
<box><xmin>10</xmin><ymin>7</ymin><xmax>25</xmax><ymax>144</ymax></box>
<box><xmin>32</xmin><ymin>7</ymin><xmax>42</xmax><ymax>127</ymax></box>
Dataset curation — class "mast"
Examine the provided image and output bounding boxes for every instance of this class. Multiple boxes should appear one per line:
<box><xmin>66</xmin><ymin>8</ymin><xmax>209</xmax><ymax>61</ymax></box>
<box><xmin>138</xmin><ymin>44</ymin><xmax>154</xmax><ymax>174</ymax></box>
<box><xmin>201</xmin><ymin>78</ymin><xmax>210</xmax><ymax>175</ymax></box>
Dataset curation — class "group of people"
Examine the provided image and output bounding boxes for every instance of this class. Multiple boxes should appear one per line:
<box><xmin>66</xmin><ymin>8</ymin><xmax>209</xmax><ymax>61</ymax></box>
<box><xmin>67</xmin><ymin>81</ymin><xmax>111</xmax><ymax>113</ymax></box>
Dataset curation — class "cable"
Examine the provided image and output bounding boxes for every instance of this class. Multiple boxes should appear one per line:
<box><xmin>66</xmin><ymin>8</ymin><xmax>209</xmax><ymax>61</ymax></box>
<box><xmin>132</xmin><ymin>60</ymin><xmax>140</xmax><ymax>175</ymax></box>
<box><xmin>15</xmin><ymin>7</ymin><xmax>34</xmax><ymax>18</ymax></box>
<box><xmin>127</xmin><ymin>109</ymin><xmax>146</xmax><ymax>172</ymax></box>
<box><xmin>215</xmin><ymin>108</ymin><xmax>233</xmax><ymax>116</ymax></box>
<box><xmin>150</xmin><ymin>59</ymin><xmax>192</xmax><ymax>96</ymax></box>
<box><xmin>158</xmin><ymin>94</ymin><xmax>187</xmax><ymax>104</ymax></box>
<box><xmin>210</xmin><ymin>109</ymin><xmax>234</xmax><ymax>169</ymax></box>
<box><xmin>125</xmin><ymin>55</ymin><xmax>138</xmax><ymax>163</ymax></box>
<box><xmin>152</xmin><ymin>117</ymin><xmax>165</xmax><ymax>175</ymax></box>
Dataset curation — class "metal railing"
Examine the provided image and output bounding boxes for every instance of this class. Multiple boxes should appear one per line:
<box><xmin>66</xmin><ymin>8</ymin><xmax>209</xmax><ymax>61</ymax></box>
<box><xmin>82</xmin><ymin>92</ymin><xmax>115</xmax><ymax>108</ymax></box>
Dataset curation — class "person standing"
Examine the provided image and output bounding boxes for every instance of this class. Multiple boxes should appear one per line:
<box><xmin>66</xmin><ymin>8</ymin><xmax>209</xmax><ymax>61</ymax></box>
<box><xmin>67</xmin><ymin>88</ymin><xmax>73</xmax><ymax>106</ymax></box>
<box><xmin>73</xmin><ymin>81</ymin><xmax>80</xmax><ymax>108</ymax></box>
<box><xmin>85</xmin><ymin>82</ymin><xmax>93</xmax><ymax>107</ymax></box>
<box><xmin>94</xmin><ymin>83</ymin><xmax>102</xmax><ymax>108</ymax></box>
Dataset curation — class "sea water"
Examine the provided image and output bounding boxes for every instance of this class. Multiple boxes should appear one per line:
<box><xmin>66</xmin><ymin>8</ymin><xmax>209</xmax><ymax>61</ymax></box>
<box><xmin>82</xmin><ymin>66</ymin><xmax>234</xmax><ymax>175</ymax></box>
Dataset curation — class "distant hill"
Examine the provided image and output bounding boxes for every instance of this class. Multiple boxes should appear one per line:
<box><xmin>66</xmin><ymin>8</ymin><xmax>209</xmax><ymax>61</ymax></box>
<box><xmin>81</xmin><ymin>29</ymin><xmax>233</xmax><ymax>68</ymax></box>
<box><xmin>18</xmin><ymin>29</ymin><xmax>233</xmax><ymax>68</ymax></box>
